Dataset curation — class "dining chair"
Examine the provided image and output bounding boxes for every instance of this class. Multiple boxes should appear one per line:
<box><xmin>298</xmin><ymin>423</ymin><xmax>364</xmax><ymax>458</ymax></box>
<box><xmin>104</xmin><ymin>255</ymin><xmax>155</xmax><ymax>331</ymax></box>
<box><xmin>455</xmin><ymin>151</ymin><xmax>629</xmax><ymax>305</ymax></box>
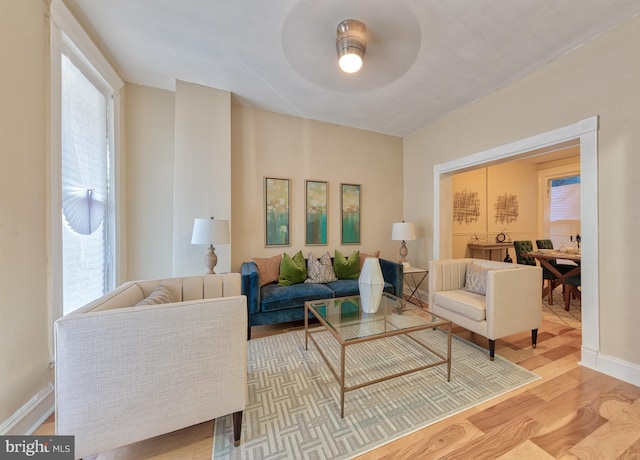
<box><xmin>513</xmin><ymin>240</ymin><xmax>558</xmax><ymax>304</ymax></box>
<box><xmin>536</xmin><ymin>239</ymin><xmax>579</xmax><ymax>306</ymax></box>
<box><xmin>563</xmin><ymin>272</ymin><xmax>581</xmax><ymax>311</ymax></box>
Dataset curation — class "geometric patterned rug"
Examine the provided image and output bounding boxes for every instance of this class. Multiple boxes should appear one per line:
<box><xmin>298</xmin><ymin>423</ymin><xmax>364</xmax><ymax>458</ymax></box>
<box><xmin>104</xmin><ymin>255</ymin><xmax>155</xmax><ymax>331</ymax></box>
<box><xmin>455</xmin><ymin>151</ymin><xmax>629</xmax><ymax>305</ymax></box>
<box><xmin>212</xmin><ymin>328</ymin><xmax>539</xmax><ymax>459</ymax></box>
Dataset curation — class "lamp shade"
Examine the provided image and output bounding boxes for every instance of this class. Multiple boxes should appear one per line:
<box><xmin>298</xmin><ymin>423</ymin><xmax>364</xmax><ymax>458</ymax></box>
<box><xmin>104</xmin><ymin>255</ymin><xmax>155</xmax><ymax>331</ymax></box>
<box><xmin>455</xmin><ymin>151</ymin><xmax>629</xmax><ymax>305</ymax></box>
<box><xmin>191</xmin><ymin>218</ymin><xmax>230</xmax><ymax>245</ymax></box>
<box><xmin>392</xmin><ymin>222</ymin><xmax>416</xmax><ymax>241</ymax></box>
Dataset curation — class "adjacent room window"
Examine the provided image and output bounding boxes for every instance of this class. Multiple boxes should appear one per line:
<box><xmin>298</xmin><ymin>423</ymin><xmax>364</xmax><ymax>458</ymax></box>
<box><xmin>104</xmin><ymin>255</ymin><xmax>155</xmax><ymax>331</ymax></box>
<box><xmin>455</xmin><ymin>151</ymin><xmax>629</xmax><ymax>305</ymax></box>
<box><xmin>547</xmin><ymin>175</ymin><xmax>581</xmax><ymax>248</ymax></box>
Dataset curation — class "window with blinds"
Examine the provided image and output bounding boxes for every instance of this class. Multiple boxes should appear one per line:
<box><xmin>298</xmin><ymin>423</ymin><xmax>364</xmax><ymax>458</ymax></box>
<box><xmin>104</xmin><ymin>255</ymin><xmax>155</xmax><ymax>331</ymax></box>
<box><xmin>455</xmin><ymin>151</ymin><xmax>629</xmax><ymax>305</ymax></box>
<box><xmin>61</xmin><ymin>53</ymin><xmax>110</xmax><ymax>315</ymax></box>
<box><xmin>547</xmin><ymin>175</ymin><xmax>581</xmax><ymax>249</ymax></box>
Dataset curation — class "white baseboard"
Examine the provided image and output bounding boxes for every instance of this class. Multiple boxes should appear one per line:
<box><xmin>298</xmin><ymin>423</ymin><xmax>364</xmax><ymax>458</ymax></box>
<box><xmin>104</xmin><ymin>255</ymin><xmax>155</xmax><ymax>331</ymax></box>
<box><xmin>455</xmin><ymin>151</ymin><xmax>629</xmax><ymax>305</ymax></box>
<box><xmin>580</xmin><ymin>347</ymin><xmax>640</xmax><ymax>387</ymax></box>
<box><xmin>0</xmin><ymin>382</ymin><xmax>55</xmax><ymax>435</ymax></box>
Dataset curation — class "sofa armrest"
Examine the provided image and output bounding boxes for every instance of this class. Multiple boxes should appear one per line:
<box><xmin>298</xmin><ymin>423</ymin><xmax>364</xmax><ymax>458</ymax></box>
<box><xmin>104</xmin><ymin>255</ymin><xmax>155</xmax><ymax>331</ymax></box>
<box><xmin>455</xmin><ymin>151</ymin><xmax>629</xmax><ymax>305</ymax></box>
<box><xmin>241</xmin><ymin>261</ymin><xmax>261</xmax><ymax>316</ymax></box>
<box><xmin>379</xmin><ymin>258</ymin><xmax>403</xmax><ymax>298</ymax></box>
<box><xmin>55</xmin><ymin>296</ymin><xmax>247</xmax><ymax>458</ymax></box>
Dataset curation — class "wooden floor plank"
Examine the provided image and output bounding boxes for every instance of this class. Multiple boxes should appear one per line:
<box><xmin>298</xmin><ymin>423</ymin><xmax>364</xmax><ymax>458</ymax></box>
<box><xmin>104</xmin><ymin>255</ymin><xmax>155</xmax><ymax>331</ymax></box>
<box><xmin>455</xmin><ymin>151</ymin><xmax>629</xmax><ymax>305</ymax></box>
<box><xmin>530</xmin><ymin>407</ymin><xmax>609</xmax><ymax>457</ymax></box>
<box><xmin>568</xmin><ymin>419</ymin><xmax>640</xmax><ymax>459</ymax></box>
<box><xmin>443</xmin><ymin>414</ymin><xmax>542</xmax><ymax>460</ymax></box>
<box><xmin>496</xmin><ymin>440</ymin><xmax>556</xmax><ymax>459</ymax></box>
<box><xmin>619</xmin><ymin>435</ymin><xmax>640</xmax><ymax>459</ymax></box>
<box><xmin>467</xmin><ymin>392</ymin><xmax>547</xmax><ymax>433</ymax></box>
<box><xmin>358</xmin><ymin>421</ymin><xmax>484</xmax><ymax>460</ymax></box>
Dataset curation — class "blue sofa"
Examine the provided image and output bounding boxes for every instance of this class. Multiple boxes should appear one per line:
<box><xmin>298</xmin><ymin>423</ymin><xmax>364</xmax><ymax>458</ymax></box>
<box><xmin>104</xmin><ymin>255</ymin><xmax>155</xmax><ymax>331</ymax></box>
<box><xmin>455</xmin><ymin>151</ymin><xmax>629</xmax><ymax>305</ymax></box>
<box><xmin>241</xmin><ymin>258</ymin><xmax>403</xmax><ymax>339</ymax></box>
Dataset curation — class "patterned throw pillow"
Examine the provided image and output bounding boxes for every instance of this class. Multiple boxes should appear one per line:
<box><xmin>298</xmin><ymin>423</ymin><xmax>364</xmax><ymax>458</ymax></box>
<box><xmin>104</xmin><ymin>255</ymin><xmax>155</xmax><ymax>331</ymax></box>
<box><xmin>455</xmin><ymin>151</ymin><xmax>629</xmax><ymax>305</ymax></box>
<box><xmin>305</xmin><ymin>252</ymin><xmax>338</xmax><ymax>284</ymax></box>
<box><xmin>136</xmin><ymin>285</ymin><xmax>175</xmax><ymax>306</ymax></box>
<box><xmin>463</xmin><ymin>264</ymin><xmax>489</xmax><ymax>296</ymax></box>
<box><xmin>333</xmin><ymin>250</ymin><xmax>361</xmax><ymax>280</ymax></box>
<box><xmin>278</xmin><ymin>250</ymin><xmax>307</xmax><ymax>286</ymax></box>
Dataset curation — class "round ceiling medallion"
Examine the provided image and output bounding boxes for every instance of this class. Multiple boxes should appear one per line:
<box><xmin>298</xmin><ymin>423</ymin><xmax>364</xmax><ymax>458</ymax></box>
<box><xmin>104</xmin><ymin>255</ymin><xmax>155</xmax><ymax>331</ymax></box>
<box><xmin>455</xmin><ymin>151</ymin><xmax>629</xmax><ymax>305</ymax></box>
<box><xmin>281</xmin><ymin>0</ymin><xmax>422</xmax><ymax>92</ymax></box>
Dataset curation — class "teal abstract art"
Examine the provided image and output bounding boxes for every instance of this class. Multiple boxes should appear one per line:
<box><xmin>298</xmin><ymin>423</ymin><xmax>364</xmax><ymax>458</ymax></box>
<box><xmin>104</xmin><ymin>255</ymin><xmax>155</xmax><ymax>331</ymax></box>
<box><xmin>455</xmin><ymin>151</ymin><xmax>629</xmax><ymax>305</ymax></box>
<box><xmin>341</xmin><ymin>183</ymin><xmax>360</xmax><ymax>244</ymax></box>
<box><xmin>305</xmin><ymin>180</ymin><xmax>328</xmax><ymax>245</ymax></box>
<box><xmin>265</xmin><ymin>177</ymin><xmax>290</xmax><ymax>246</ymax></box>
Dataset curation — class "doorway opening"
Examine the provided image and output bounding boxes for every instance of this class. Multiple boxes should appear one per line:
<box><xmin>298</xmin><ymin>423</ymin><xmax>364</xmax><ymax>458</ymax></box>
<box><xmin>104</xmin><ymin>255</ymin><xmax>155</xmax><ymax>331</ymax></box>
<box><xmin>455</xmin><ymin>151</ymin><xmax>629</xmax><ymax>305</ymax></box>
<box><xmin>433</xmin><ymin>116</ymin><xmax>599</xmax><ymax>369</ymax></box>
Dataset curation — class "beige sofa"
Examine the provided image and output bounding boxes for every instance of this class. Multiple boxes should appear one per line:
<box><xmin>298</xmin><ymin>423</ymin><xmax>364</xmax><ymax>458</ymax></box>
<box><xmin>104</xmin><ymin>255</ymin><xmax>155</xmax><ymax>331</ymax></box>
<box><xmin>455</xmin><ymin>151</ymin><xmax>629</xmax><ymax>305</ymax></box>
<box><xmin>54</xmin><ymin>273</ymin><xmax>246</xmax><ymax>459</ymax></box>
<box><xmin>428</xmin><ymin>258</ymin><xmax>541</xmax><ymax>360</ymax></box>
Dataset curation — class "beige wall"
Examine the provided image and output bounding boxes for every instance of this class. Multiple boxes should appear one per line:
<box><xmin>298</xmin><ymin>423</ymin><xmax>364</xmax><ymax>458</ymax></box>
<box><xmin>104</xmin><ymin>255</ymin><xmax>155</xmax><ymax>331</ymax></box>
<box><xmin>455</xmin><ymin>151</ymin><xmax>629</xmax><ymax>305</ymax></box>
<box><xmin>231</xmin><ymin>106</ymin><xmax>404</xmax><ymax>270</ymax></box>
<box><xmin>0</xmin><ymin>0</ymin><xmax>53</xmax><ymax>423</ymax></box>
<box><xmin>173</xmin><ymin>81</ymin><xmax>232</xmax><ymax>276</ymax></box>
<box><xmin>125</xmin><ymin>84</ymin><xmax>175</xmax><ymax>280</ymax></box>
<box><xmin>487</xmin><ymin>162</ymin><xmax>538</xmax><ymax>240</ymax></box>
<box><xmin>125</xmin><ymin>81</ymin><xmax>233</xmax><ymax>279</ymax></box>
<box><xmin>124</xmin><ymin>89</ymin><xmax>403</xmax><ymax>278</ymax></box>
<box><xmin>404</xmin><ymin>14</ymin><xmax>640</xmax><ymax>365</ymax></box>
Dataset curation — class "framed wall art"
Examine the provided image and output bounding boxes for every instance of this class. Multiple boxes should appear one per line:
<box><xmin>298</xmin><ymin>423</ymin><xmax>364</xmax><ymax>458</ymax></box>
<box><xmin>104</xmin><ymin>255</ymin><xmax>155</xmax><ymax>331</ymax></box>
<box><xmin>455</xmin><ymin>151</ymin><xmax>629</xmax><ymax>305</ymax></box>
<box><xmin>305</xmin><ymin>180</ymin><xmax>328</xmax><ymax>245</ymax></box>
<box><xmin>341</xmin><ymin>183</ymin><xmax>361</xmax><ymax>244</ymax></box>
<box><xmin>264</xmin><ymin>177</ymin><xmax>290</xmax><ymax>247</ymax></box>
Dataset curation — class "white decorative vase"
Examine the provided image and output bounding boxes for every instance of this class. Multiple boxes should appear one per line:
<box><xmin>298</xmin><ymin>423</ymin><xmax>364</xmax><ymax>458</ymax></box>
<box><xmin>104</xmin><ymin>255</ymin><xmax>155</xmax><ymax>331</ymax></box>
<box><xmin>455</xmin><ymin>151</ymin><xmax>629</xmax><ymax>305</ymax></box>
<box><xmin>358</xmin><ymin>257</ymin><xmax>384</xmax><ymax>313</ymax></box>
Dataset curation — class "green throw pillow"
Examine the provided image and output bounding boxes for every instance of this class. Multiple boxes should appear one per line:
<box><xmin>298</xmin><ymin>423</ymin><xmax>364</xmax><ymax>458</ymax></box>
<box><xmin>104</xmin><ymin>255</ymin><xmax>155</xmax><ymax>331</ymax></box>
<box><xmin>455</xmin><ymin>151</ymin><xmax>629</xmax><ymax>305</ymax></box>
<box><xmin>278</xmin><ymin>250</ymin><xmax>307</xmax><ymax>286</ymax></box>
<box><xmin>333</xmin><ymin>250</ymin><xmax>361</xmax><ymax>280</ymax></box>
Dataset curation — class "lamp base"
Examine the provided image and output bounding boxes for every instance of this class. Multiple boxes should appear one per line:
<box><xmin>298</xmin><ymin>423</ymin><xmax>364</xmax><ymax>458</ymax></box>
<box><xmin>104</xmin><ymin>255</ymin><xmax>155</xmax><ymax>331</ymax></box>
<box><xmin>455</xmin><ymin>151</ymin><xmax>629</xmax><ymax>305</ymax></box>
<box><xmin>398</xmin><ymin>240</ymin><xmax>408</xmax><ymax>265</ymax></box>
<box><xmin>204</xmin><ymin>245</ymin><xmax>218</xmax><ymax>274</ymax></box>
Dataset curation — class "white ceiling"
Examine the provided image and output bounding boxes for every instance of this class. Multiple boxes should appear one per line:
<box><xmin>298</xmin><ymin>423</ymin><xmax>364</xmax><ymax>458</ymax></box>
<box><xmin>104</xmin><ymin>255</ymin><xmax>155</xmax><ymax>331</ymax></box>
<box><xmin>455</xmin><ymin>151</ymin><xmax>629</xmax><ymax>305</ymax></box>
<box><xmin>63</xmin><ymin>0</ymin><xmax>640</xmax><ymax>137</ymax></box>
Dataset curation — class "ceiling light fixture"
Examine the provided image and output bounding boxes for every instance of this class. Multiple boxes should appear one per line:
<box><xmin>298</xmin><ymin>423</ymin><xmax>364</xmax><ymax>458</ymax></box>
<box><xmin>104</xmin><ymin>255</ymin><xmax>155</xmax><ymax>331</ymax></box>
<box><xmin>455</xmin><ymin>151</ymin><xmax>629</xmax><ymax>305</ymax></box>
<box><xmin>336</xmin><ymin>19</ymin><xmax>367</xmax><ymax>74</ymax></box>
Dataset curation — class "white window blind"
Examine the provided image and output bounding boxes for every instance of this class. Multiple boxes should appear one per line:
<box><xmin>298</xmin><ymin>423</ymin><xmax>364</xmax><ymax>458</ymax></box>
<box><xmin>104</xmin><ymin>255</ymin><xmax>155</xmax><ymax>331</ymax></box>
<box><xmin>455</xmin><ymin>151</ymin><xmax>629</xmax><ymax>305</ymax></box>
<box><xmin>550</xmin><ymin>182</ymin><xmax>580</xmax><ymax>221</ymax></box>
<box><xmin>61</xmin><ymin>53</ymin><xmax>109</xmax><ymax>315</ymax></box>
<box><xmin>547</xmin><ymin>177</ymin><xmax>580</xmax><ymax>249</ymax></box>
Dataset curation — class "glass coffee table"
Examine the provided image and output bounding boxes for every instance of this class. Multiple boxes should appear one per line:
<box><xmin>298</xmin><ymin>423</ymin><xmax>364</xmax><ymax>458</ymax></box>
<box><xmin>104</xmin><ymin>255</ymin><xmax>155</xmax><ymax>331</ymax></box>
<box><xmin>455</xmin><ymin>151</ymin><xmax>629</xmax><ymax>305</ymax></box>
<box><xmin>305</xmin><ymin>292</ymin><xmax>452</xmax><ymax>417</ymax></box>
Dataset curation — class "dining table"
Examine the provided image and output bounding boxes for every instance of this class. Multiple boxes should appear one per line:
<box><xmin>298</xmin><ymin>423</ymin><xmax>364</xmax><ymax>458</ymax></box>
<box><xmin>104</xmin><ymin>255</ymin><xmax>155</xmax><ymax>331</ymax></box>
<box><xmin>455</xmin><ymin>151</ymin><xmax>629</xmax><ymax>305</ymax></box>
<box><xmin>523</xmin><ymin>249</ymin><xmax>581</xmax><ymax>310</ymax></box>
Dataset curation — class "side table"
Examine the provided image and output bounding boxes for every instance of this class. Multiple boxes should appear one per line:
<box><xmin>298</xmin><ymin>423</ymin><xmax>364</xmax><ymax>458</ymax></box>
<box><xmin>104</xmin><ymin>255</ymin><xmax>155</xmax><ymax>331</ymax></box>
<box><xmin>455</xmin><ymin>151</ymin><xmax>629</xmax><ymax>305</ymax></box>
<box><xmin>402</xmin><ymin>266</ymin><xmax>428</xmax><ymax>307</ymax></box>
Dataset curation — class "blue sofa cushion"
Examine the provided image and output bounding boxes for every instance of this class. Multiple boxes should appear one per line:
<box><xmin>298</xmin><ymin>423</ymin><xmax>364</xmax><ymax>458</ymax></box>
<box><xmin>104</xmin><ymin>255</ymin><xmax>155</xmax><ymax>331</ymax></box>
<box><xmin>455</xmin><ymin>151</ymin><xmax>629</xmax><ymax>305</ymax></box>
<box><xmin>325</xmin><ymin>280</ymin><xmax>395</xmax><ymax>298</ymax></box>
<box><xmin>325</xmin><ymin>280</ymin><xmax>359</xmax><ymax>298</ymax></box>
<box><xmin>261</xmin><ymin>282</ymin><xmax>335</xmax><ymax>312</ymax></box>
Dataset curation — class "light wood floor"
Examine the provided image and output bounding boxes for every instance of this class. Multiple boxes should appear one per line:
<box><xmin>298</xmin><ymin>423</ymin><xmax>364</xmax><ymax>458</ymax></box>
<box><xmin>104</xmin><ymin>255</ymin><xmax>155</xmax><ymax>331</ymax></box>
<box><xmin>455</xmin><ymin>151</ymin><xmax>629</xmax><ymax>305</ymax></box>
<box><xmin>35</xmin><ymin>315</ymin><xmax>640</xmax><ymax>459</ymax></box>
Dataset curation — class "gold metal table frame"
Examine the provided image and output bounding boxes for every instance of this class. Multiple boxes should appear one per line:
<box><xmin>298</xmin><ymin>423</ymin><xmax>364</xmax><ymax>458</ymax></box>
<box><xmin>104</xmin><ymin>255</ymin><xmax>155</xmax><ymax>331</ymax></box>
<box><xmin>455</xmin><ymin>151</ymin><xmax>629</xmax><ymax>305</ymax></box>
<box><xmin>402</xmin><ymin>265</ymin><xmax>428</xmax><ymax>307</ymax></box>
<box><xmin>305</xmin><ymin>293</ymin><xmax>452</xmax><ymax>417</ymax></box>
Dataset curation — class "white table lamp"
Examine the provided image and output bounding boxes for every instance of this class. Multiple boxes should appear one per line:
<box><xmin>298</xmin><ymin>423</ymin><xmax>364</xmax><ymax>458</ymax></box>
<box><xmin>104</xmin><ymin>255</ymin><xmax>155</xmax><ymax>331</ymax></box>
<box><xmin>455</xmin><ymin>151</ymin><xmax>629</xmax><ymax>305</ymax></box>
<box><xmin>191</xmin><ymin>217</ymin><xmax>230</xmax><ymax>274</ymax></box>
<box><xmin>392</xmin><ymin>221</ymin><xmax>416</xmax><ymax>266</ymax></box>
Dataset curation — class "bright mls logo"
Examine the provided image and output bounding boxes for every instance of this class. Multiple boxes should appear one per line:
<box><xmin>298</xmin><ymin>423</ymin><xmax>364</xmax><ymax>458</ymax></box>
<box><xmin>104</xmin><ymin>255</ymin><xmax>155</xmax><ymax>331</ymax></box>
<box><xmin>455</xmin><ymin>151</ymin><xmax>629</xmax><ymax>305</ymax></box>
<box><xmin>1</xmin><ymin>436</ymin><xmax>73</xmax><ymax>459</ymax></box>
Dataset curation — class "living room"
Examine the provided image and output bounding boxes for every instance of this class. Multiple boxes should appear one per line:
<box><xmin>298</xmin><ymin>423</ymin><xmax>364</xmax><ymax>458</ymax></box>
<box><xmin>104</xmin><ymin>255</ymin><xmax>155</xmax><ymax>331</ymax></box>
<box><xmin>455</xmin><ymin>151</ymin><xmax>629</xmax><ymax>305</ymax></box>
<box><xmin>3</xmin><ymin>1</ymin><xmax>640</xmax><ymax>458</ymax></box>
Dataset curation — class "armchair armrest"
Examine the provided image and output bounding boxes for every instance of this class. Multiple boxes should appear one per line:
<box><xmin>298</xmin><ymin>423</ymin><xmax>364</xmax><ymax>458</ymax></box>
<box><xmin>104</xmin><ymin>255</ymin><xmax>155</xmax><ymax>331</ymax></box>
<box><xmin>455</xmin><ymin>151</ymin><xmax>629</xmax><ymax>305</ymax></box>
<box><xmin>379</xmin><ymin>258</ymin><xmax>403</xmax><ymax>298</ymax></box>
<box><xmin>241</xmin><ymin>261</ymin><xmax>261</xmax><ymax>316</ymax></box>
<box><xmin>486</xmin><ymin>265</ymin><xmax>541</xmax><ymax>338</ymax></box>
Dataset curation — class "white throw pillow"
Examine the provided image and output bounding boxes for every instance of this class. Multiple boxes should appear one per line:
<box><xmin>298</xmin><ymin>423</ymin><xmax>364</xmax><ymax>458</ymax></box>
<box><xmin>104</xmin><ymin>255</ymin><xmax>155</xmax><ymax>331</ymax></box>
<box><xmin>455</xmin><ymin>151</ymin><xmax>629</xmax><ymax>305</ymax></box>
<box><xmin>463</xmin><ymin>264</ymin><xmax>488</xmax><ymax>296</ymax></box>
<box><xmin>305</xmin><ymin>252</ymin><xmax>338</xmax><ymax>284</ymax></box>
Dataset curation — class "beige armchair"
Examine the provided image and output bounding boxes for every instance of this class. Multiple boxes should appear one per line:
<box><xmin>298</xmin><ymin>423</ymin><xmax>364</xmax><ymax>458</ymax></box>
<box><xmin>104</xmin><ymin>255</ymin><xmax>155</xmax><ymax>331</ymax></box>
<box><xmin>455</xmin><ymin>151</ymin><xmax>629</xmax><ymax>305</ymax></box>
<box><xmin>54</xmin><ymin>273</ymin><xmax>246</xmax><ymax>459</ymax></box>
<box><xmin>428</xmin><ymin>258</ymin><xmax>541</xmax><ymax>360</ymax></box>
